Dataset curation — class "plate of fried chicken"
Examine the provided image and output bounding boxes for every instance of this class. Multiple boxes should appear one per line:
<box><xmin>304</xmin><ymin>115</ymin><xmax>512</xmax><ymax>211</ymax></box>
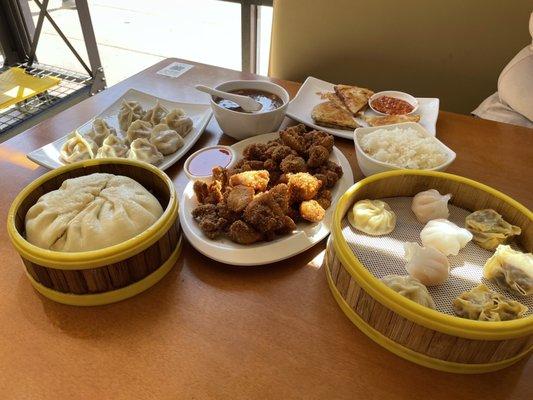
<box><xmin>179</xmin><ymin>124</ymin><xmax>353</xmax><ymax>265</ymax></box>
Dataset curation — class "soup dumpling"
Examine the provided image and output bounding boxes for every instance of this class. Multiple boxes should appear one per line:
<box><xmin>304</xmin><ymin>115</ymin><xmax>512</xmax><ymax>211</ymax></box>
<box><xmin>483</xmin><ymin>245</ymin><xmax>533</xmax><ymax>296</ymax></box>
<box><xmin>348</xmin><ymin>199</ymin><xmax>396</xmax><ymax>235</ymax></box>
<box><xmin>162</xmin><ymin>108</ymin><xmax>193</xmax><ymax>137</ymax></box>
<box><xmin>118</xmin><ymin>100</ymin><xmax>143</xmax><ymax>131</ymax></box>
<box><xmin>150</xmin><ymin>123</ymin><xmax>184</xmax><ymax>155</ymax></box>
<box><xmin>60</xmin><ymin>131</ymin><xmax>98</xmax><ymax>164</ymax></box>
<box><xmin>96</xmin><ymin>135</ymin><xmax>128</xmax><ymax>159</ymax></box>
<box><xmin>128</xmin><ymin>138</ymin><xmax>164</xmax><ymax>165</ymax></box>
<box><xmin>465</xmin><ymin>209</ymin><xmax>521</xmax><ymax>251</ymax></box>
<box><xmin>381</xmin><ymin>275</ymin><xmax>435</xmax><ymax>309</ymax></box>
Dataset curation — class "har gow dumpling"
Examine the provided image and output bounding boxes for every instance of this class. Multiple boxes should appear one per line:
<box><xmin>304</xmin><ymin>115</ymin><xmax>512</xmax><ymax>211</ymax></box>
<box><xmin>118</xmin><ymin>100</ymin><xmax>143</xmax><ymax>131</ymax></box>
<box><xmin>128</xmin><ymin>138</ymin><xmax>164</xmax><ymax>165</ymax></box>
<box><xmin>150</xmin><ymin>123</ymin><xmax>184</xmax><ymax>155</ymax></box>
<box><xmin>142</xmin><ymin>101</ymin><xmax>168</xmax><ymax>126</ymax></box>
<box><xmin>411</xmin><ymin>189</ymin><xmax>451</xmax><ymax>223</ymax></box>
<box><xmin>126</xmin><ymin>119</ymin><xmax>153</xmax><ymax>143</ymax></box>
<box><xmin>86</xmin><ymin>118</ymin><xmax>116</xmax><ymax>146</ymax></box>
<box><xmin>96</xmin><ymin>134</ymin><xmax>128</xmax><ymax>159</ymax></box>
<box><xmin>404</xmin><ymin>242</ymin><xmax>450</xmax><ymax>286</ymax></box>
<box><xmin>453</xmin><ymin>284</ymin><xmax>527</xmax><ymax>321</ymax></box>
<box><xmin>483</xmin><ymin>245</ymin><xmax>533</xmax><ymax>296</ymax></box>
<box><xmin>420</xmin><ymin>219</ymin><xmax>473</xmax><ymax>256</ymax></box>
<box><xmin>381</xmin><ymin>275</ymin><xmax>436</xmax><ymax>309</ymax></box>
<box><xmin>465</xmin><ymin>209</ymin><xmax>521</xmax><ymax>251</ymax></box>
<box><xmin>348</xmin><ymin>199</ymin><xmax>396</xmax><ymax>235</ymax></box>
<box><xmin>162</xmin><ymin>108</ymin><xmax>193</xmax><ymax>137</ymax></box>
<box><xmin>60</xmin><ymin>131</ymin><xmax>98</xmax><ymax>164</ymax></box>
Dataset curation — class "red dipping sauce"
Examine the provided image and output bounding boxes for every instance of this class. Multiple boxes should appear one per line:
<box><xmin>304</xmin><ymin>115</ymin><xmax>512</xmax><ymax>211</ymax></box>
<box><xmin>371</xmin><ymin>96</ymin><xmax>414</xmax><ymax>115</ymax></box>
<box><xmin>187</xmin><ymin>146</ymin><xmax>233</xmax><ymax>177</ymax></box>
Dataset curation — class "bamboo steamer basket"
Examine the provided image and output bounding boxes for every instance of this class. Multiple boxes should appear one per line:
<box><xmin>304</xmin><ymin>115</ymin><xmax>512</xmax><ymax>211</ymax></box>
<box><xmin>324</xmin><ymin>170</ymin><xmax>532</xmax><ymax>373</ymax></box>
<box><xmin>7</xmin><ymin>159</ymin><xmax>181</xmax><ymax>306</ymax></box>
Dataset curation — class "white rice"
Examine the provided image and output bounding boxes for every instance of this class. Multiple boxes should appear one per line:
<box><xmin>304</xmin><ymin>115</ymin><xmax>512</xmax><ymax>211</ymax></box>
<box><xmin>359</xmin><ymin>127</ymin><xmax>447</xmax><ymax>169</ymax></box>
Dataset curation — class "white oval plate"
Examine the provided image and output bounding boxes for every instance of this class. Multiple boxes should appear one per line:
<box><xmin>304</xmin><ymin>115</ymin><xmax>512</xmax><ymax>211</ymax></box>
<box><xmin>180</xmin><ymin>132</ymin><xmax>354</xmax><ymax>266</ymax></box>
<box><xmin>26</xmin><ymin>89</ymin><xmax>213</xmax><ymax>171</ymax></box>
<box><xmin>287</xmin><ymin>76</ymin><xmax>439</xmax><ymax>139</ymax></box>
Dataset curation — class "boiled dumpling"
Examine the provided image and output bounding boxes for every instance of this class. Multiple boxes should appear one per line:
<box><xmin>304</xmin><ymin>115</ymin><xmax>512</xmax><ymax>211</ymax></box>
<box><xmin>128</xmin><ymin>138</ymin><xmax>164</xmax><ymax>165</ymax></box>
<box><xmin>60</xmin><ymin>131</ymin><xmax>98</xmax><ymax>164</ymax></box>
<box><xmin>96</xmin><ymin>135</ymin><xmax>128</xmax><ymax>159</ymax></box>
<box><xmin>86</xmin><ymin>118</ymin><xmax>116</xmax><ymax>146</ymax></box>
<box><xmin>453</xmin><ymin>284</ymin><xmax>527</xmax><ymax>321</ymax></box>
<box><xmin>404</xmin><ymin>242</ymin><xmax>450</xmax><ymax>286</ymax></box>
<box><xmin>126</xmin><ymin>119</ymin><xmax>152</xmax><ymax>143</ymax></box>
<box><xmin>381</xmin><ymin>275</ymin><xmax>435</xmax><ymax>309</ymax></box>
<box><xmin>420</xmin><ymin>219</ymin><xmax>473</xmax><ymax>256</ymax></box>
<box><xmin>465</xmin><ymin>209</ymin><xmax>521</xmax><ymax>251</ymax></box>
<box><xmin>118</xmin><ymin>100</ymin><xmax>143</xmax><ymax>131</ymax></box>
<box><xmin>483</xmin><ymin>245</ymin><xmax>532</xmax><ymax>296</ymax></box>
<box><xmin>162</xmin><ymin>108</ymin><xmax>193</xmax><ymax>137</ymax></box>
<box><xmin>411</xmin><ymin>189</ymin><xmax>451</xmax><ymax>223</ymax></box>
<box><xmin>150</xmin><ymin>123</ymin><xmax>184</xmax><ymax>155</ymax></box>
<box><xmin>142</xmin><ymin>101</ymin><xmax>168</xmax><ymax>126</ymax></box>
<box><xmin>348</xmin><ymin>199</ymin><xmax>396</xmax><ymax>235</ymax></box>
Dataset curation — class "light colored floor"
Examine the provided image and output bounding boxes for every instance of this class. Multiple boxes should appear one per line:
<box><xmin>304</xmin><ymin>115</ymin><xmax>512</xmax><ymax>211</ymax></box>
<box><xmin>27</xmin><ymin>0</ymin><xmax>272</xmax><ymax>85</ymax></box>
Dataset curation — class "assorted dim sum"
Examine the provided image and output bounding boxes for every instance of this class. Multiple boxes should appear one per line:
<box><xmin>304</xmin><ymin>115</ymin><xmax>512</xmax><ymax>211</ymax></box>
<box><xmin>420</xmin><ymin>219</ymin><xmax>473</xmax><ymax>256</ymax></box>
<box><xmin>86</xmin><ymin>118</ymin><xmax>116</xmax><ymax>146</ymax></box>
<box><xmin>348</xmin><ymin>199</ymin><xmax>396</xmax><ymax>236</ymax></box>
<box><xmin>128</xmin><ymin>138</ymin><xmax>164</xmax><ymax>165</ymax></box>
<box><xmin>118</xmin><ymin>100</ymin><xmax>144</xmax><ymax>131</ymax></box>
<box><xmin>465</xmin><ymin>209</ymin><xmax>521</xmax><ymax>251</ymax></box>
<box><xmin>411</xmin><ymin>189</ymin><xmax>451</xmax><ymax>223</ymax></box>
<box><xmin>60</xmin><ymin>131</ymin><xmax>98</xmax><ymax>164</ymax></box>
<box><xmin>142</xmin><ymin>100</ymin><xmax>168</xmax><ymax>126</ymax></box>
<box><xmin>162</xmin><ymin>108</ymin><xmax>193</xmax><ymax>136</ymax></box>
<box><xmin>96</xmin><ymin>134</ymin><xmax>128</xmax><ymax>159</ymax></box>
<box><xmin>404</xmin><ymin>242</ymin><xmax>450</xmax><ymax>286</ymax></box>
<box><xmin>483</xmin><ymin>245</ymin><xmax>532</xmax><ymax>296</ymax></box>
<box><xmin>150</xmin><ymin>124</ymin><xmax>184</xmax><ymax>155</ymax></box>
<box><xmin>381</xmin><ymin>275</ymin><xmax>436</xmax><ymax>309</ymax></box>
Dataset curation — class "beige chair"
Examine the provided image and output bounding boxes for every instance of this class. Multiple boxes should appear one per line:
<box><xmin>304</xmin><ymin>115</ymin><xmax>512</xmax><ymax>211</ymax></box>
<box><xmin>269</xmin><ymin>0</ymin><xmax>532</xmax><ymax>113</ymax></box>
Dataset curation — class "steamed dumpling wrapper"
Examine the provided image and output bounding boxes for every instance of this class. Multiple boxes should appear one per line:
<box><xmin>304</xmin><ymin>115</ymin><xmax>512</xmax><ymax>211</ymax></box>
<box><xmin>411</xmin><ymin>189</ymin><xmax>451</xmax><ymax>224</ymax></box>
<box><xmin>162</xmin><ymin>108</ymin><xmax>193</xmax><ymax>137</ymax></box>
<box><xmin>86</xmin><ymin>118</ymin><xmax>116</xmax><ymax>146</ymax></box>
<box><xmin>420</xmin><ymin>219</ymin><xmax>473</xmax><ymax>256</ymax></box>
<box><xmin>465</xmin><ymin>209</ymin><xmax>521</xmax><ymax>251</ymax></box>
<box><xmin>60</xmin><ymin>131</ymin><xmax>98</xmax><ymax>164</ymax></box>
<box><xmin>126</xmin><ymin>119</ymin><xmax>152</xmax><ymax>143</ymax></box>
<box><xmin>128</xmin><ymin>138</ymin><xmax>164</xmax><ymax>165</ymax></box>
<box><xmin>118</xmin><ymin>100</ymin><xmax>143</xmax><ymax>131</ymax></box>
<box><xmin>381</xmin><ymin>275</ymin><xmax>435</xmax><ymax>309</ymax></box>
<box><xmin>96</xmin><ymin>134</ymin><xmax>128</xmax><ymax>159</ymax></box>
<box><xmin>142</xmin><ymin>101</ymin><xmax>168</xmax><ymax>126</ymax></box>
<box><xmin>150</xmin><ymin>123</ymin><xmax>184</xmax><ymax>155</ymax></box>
<box><xmin>348</xmin><ymin>199</ymin><xmax>396</xmax><ymax>235</ymax></box>
<box><xmin>483</xmin><ymin>245</ymin><xmax>532</xmax><ymax>296</ymax></box>
<box><xmin>25</xmin><ymin>173</ymin><xmax>163</xmax><ymax>252</ymax></box>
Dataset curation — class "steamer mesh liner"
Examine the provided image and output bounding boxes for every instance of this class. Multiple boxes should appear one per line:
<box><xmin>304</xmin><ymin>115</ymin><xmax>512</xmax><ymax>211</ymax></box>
<box><xmin>341</xmin><ymin>197</ymin><xmax>532</xmax><ymax>317</ymax></box>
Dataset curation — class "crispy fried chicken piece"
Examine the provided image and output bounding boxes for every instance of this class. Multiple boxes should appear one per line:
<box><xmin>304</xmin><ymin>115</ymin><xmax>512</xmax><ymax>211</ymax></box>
<box><xmin>304</xmin><ymin>130</ymin><xmax>334</xmax><ymax>152</ymax></box>
<box><xmin>315</xmin><ymin>189</ymin><xmax>332</xmax><ymax>209</ymax></box>
<box><xmin>287</xmin><ymin>172</ymin><xmax>322</xmax><ymax>203</ymax></box>
<box><xmin>243</xmin><ymin>142</ymin><xmax>268</xmax><ymax>161</ymax></box>
<box><xmin>212</xmin><ymin>166</ymin><xmax>229</xmax><ymax>189</ymax></box>
<box><xmin>280</xmin><ymin>154</ymin><xmax>307</xmax><ymax>173</ymax></box>
<box><xmin>312</xmin><ymin>160</ymin><xmax>343</xmax><ymax>188</ymax></box>
<box><xmin>229</xmin><ymin>170</ymin><xmax>269</xmax><ymax>191</ymax></box>
<box><xmin>307</xmin><ymin>145</ymin><xmax>329</xmax><ymax>167</ymax></box>
<box><xmin>228</xmin><ymin>220</ymin><xmax>262</xmax><ymax>245</ymax></box>
<box><xmin>277</xmin><ymin>215</ymin><xmax>297</xmax><ymax>234</ymax></box>
<box><xmin>263</xmin><ymin>158</ymin><xmax>278</xmax><ymax>171</ymax></box>
<box><xmin>191</xmin><ymin>204</ymin><xmax>228</xmax><ymax>239</ymax></box>
<box><xmin>269</xmin><ymin>183</ymin><xmax>290</xmax><ymax>213</ymax></box>
<box><xmin>270</xmin><ymin>145</ymin><xmax>296</xmax><ymax>163</ymax></box>
<box><xmin>193</xmin><ymin>180</ymin><xmax>224</xmax><ymax>204</ymax></box>
<box><xmin>243</xmin><ymin>190</ymin><xmax>286</xmax><ymax>234</ymax></box>
<box><xmin>300</xmin><ymin>200</ymin><xmax>326</xmax><ymax>222</ymax></box>
<box><xmin>280</xmin><ymin>129</ymin><xmax>306</xmax><ymax>155</ymax></box>
<box><xmin>226</xmin><ymin>185</ymin><xmax>254</xmax><ymax>213</ymax></box>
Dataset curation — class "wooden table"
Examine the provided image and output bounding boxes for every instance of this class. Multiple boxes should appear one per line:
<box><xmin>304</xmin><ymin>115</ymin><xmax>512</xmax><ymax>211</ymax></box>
<box><xmin>0</xmin><ymin>59</ymin><xmax>532</xmax><ymax>400</ymax></box>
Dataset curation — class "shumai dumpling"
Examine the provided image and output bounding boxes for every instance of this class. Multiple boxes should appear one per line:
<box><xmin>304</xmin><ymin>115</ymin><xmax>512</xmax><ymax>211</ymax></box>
<box><xmin>465</xmin><ymin>209</ymin><xmax>521</xmax><ymax>251</ymax></box>
<box><xmin>60</xmin><ymin>131</ymin><xmax>98</xmax><ymax>164</ymax></box>
<box><xmin>126</xmin><ymin>119</ymin><xmax>152</xmax><ymax>143</ymax></box>
<box><xmin>348</xmin><ymin>199</ymin><xmax>396</xmax><ymax>235</ymax></box>
<box><xmin>483</xmin><ymin>245</ymin><xmax>532</xmax><ymax>296</ymax></box>
<box><xmin>86</xmin><ymin>118</ymin><xmax>116</xmax><ymax>146</ymax></box>
<box><xmin>381</xmin><ymin>275</ymin><xmax>436</xmax><ymax>309</ymax></box>
<box><xmin>142</xmin><ymin>101</ymin><xmax>168</xmax><ymax>126</ymax></box>
<box><xmin>96</xmin><ymin>134</ymin><xmax>128</xmax><ymax>159</ymax></box>
<box><xmin>128</xmin><ymin>138</ymin><xmax>163</xmax><ymax>165</ymax></box>
<box><xmin>453</xmin><ymin>284</ymin><xmax>527</xmax><ymax>321</ymax></box>
<box><xmin>162</xmin><ymin>108</ymin><xmax>193</xmax><ymax>137</ymax></box>
<box><xmin>118</xmin><ymin>100</ymin><xmax>143</xmax><ymax>131</ymax></box>
<box><xmin>150</xmin><ymin>123</ymin><xmax>184</xmax><ymax>155</ymax></box>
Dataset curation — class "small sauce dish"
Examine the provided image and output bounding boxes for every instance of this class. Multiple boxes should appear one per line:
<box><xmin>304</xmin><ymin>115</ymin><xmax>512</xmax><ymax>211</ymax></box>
<box><xmin>369</xmin><ymin>91</ymin><xmax>419</xmax><ymax>115</ymax></box>
<box><xmin>184</xmin><ymin>145</ymin><xmax>236</xmax><ymax>181</ymax></box>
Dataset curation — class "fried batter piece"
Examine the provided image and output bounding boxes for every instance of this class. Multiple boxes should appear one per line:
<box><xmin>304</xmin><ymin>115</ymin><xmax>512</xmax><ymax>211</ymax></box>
<box><xmin>243</xmin><ymin>190</ymin><xmax>287</xmax><ymax>235</ymax></box>
<box><xmin>191</xmin><ymin>204</ymin><xmax>228</xmax><ymax>239</ymax></box>
<box><xmin>300</xmin><ymin>200</ymin><xmax>326</xmax><ymax>222</ymax></box>
<box><xmin>315</xmin><ymin>189</ymin><xmax>332</xmax><ymax>210</ymax></box>
<box><xmin>226</xmin><ymin>185</ymin><xmax>254</xmax><ymax>213</ymax></box>
<box><xmin>287</xmin><ymin>172</ymin><xmax>322</xmax><ymax>203</ymax></box>
<box><xmin>229</xmin><ymin>170</ymin><xmax>269</xmax><ymax>191</ymax></box>
<box><xmin>228</xmin><ymin>220</ymin><xmax>262</xmax><ymax>244</ymax></box>
<box><xmin>280</xmin><ymin>154</ymin><xmax>307</xmax><ymax>173</ymax></box>
<box><xmin>304</xmin><ymin>130</ymin><xmax>334</xmax><ymax>152</ymax></box>
<box><xmin>312</xmin><ymin>160</ymin><xmax>343</xmax><ymax>188</ymax></box>
<box><xmin>279</xmin><ymin>127</ymin><xmax>306</xmax><ymax>154</ymax></box>
<box><xmin>307</xmin><ymin>145</ymin><xmax>330</xmax><ymax>167</ymax></box>
<box><xmin>193</xmin><ymin>180</ymin><xmax>224</xmax><ymax>204</ymax></box>
<box><xmin>243</xmin><ymin>142</ymin><xmax>268</xmax><ymax>161</ymax></box>
<box><xmin>269</xmin><ymin>145</ymin><xmax>296</xmax><ymax>163</ymax></box>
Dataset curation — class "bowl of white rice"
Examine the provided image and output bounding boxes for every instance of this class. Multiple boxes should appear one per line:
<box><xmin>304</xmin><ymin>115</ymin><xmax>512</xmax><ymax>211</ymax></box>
<box><xmin>353</xmin><ymin>122</ymin><xmax>455</xmax><ymax>176</ymax></box>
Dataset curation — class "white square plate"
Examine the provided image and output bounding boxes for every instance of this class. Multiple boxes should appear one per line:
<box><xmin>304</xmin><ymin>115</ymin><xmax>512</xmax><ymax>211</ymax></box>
<box><xmin>287</xmin><ymin>76</ymin><xmax>440</xmax><ymax>139</ymax></box>
<box><xmin>27</xmin><ymin>89</ymin><xmax>213</xmax><ymax>171</ymax></box>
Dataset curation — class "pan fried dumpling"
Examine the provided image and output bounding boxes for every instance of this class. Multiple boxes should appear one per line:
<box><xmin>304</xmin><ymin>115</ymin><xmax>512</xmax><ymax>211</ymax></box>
<box><xmin>118</xmin><ymin>100</ymin><xmax>143</xmax><ymax>131</ymax></box>
<box><xmin>128</xmin><ymin>138</ymin><xmax>163</xmax><ymax>165</ymax></box>
<box><xmin>420</xmin><ymin>219</ymin><xmax>473</xmax><ymax>256</ymax></box>
<box><xmin>483</xmin><ymin>245</ymin><xmax>533</xmax><ymax>296</ymax></box>
<box><xmin>411</xmin><ymin>189</ymin><xmax>451</xmax><ymax>223</ymax></box>
<box><xmin>142</xmin><ymin>101</ymin><xmax>168</xmax><ymax>126</ymax></box>
<box><xmin>465</xmin><ymin>209</ymin><xmax>521</xmax><ymax>250</ymax></box>
<box><xmin>453</xmin><ymin>284</ymin><xmax>527</xmax><ymax>321</ymax></box>
<box><xmin>404</xmin><ymin>242</ymin><xmax>450</xmax><ymax>286</ymax></box>
<box><xmin>96</xmin><ymin>134</ymin><xmax>128</xmax><ymax>159</ymax></box>
<box><xmin>381</xmin><ymin>275</ymin><xmax>436</xmax><ymax>309</ymax></box>
<box><xmin>348</xmin><ymin>199</ymin><xmax>396</xmax><ymax>235</ymax></box>
<box><xmin>126</xmin><ymin>119</ymin><xmax>152</xmax><ymax>143</ymax></box>
<box><xmin>60</xmin><ymin>131</ymin><xmax>98</xmax><ymax>164</ymax></box>
<box><xmin>150</xmin><ymin>123</ymin><xmax>184</xmax><ymax>155</ymax></box>
<box><xmin>162</xmin><ymin>108</ymin><xmax>193</xmax><ymax>137</ymax></box>
<box><xmin>86</xmin><ymin>118</ymin><xmax>116</xmax><ymax>146</ymax></box>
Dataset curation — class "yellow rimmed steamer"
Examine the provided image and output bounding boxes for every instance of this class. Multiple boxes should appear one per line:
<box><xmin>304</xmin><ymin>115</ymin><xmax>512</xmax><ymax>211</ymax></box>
<box><xmin>324</xmin><ymin>170</ymin><xmax>532</xmax><ymax>373</ymax></box>
<box><xmin>7</xmin><ymin>159</ymin><xmax>181</xmax><ymax>306</ymax></box>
